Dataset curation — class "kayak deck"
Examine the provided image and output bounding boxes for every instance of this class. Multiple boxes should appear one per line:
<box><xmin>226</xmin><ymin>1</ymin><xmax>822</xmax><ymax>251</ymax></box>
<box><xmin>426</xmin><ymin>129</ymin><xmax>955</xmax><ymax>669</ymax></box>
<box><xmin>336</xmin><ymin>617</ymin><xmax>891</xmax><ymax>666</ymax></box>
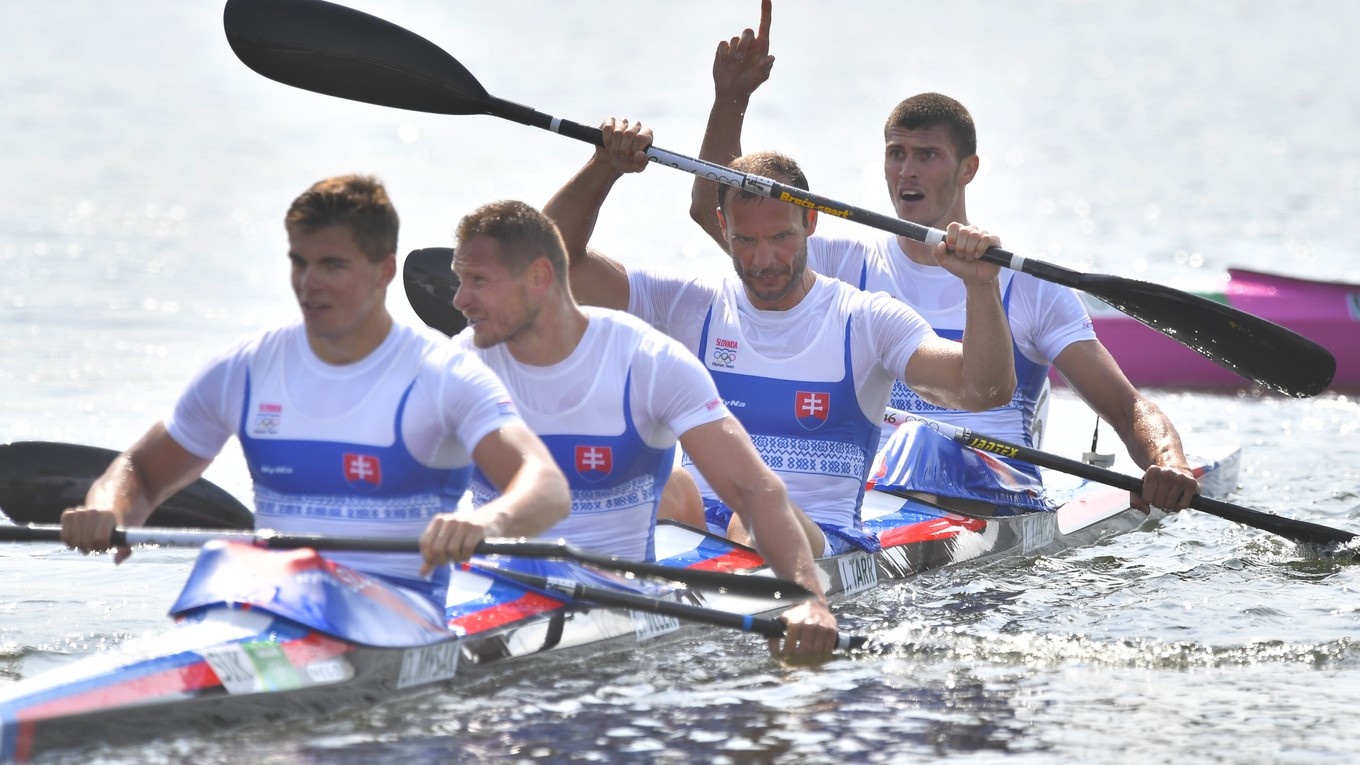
<box><xmin>0</xmin><ymin>445</ymin><xmax>1241</xmax><ymax>762</ymax></box>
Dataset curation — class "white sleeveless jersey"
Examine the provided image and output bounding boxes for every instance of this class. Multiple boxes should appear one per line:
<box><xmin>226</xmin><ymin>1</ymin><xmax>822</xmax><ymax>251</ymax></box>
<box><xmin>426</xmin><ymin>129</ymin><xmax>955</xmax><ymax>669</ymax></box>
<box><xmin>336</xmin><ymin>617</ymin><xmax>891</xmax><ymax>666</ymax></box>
<box><xmin>167</xmin><ymin>321</ymin><xmax>521</xmax><ymax>581</ymax></box>
<box><xmin>628</xmin><ymin>270</ymin><xmax>934</xmax><ymax>529</ymax></box>
<box><xmin>456</xmin><ymin>307</ymin><xmax>727</xmax><ymax>560</ymax></box>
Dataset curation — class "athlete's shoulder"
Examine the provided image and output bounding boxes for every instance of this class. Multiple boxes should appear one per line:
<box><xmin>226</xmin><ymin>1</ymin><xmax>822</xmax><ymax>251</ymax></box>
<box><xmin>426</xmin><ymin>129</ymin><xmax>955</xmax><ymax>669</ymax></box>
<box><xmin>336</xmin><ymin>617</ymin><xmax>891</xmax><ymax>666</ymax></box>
<box><xmin>210</xmin><ymin>321</ymin><xmax>301</xmax><ymax>364</ymax></box>
<box><xmin>581</xmin><ymin>305</ymin><xmax>686</xmax><ymax>360</ymax></box>
<box><xmin>389</xmin><ymin>319</ymin><xmax>457</xmax><ymax>348</ymax></box>
<box><xmin>582</xmin><ymin>304</ymin><xmax>652</xmax><ymax>332</ymax></box>
<box><xmin>629</xmin><ymin>263</ymin><xmax>716</xmax><ymax>291</ymax></box>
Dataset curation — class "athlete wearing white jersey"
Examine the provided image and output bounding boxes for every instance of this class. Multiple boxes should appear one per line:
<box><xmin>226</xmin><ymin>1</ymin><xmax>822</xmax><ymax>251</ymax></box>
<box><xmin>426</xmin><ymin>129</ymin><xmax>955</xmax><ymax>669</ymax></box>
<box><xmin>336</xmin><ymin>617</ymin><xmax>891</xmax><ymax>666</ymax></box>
<box><xmin>167</xmin><ymin>320</ymin><xmax>515</xmax><ymax>592</ymax></box>
<box><xmin>810</xmin><ymin>230</ymin><xmax>1094</xmax><ymax>459</ymax></box>
<box><xmin>545</xmin><ymin>119</ymin><xmax>1017</xmax><ymax>553</ymax></box>
<box><xmin>61</xmin><ymin>176</ymin><xmax>570</xmax><ymax>597</ymax></box>
<box><xmin>455</xmin><ymin>306</ymin><xmax>726</xmax><ymax>561</ymax></box>
<box><xmin>444</xmin><ymin>200</ymin><xmax>839</xmax><ymax>657</ymax></box>
<box><xmin>627</xmin><ymin>267</ymin><xmax>932</xmax><ymax>542</ymax></box>
<box><xmin>688</xmin><ymin>2</ymin><xmax>1199</xmax><ymax>513</ymax></box>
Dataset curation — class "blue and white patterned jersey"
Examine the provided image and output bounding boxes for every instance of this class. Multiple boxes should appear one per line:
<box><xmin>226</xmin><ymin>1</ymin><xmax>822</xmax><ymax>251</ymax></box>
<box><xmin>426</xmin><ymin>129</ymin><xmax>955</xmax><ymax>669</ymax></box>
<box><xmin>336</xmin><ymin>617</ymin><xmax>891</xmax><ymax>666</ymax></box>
<box><xmin>628</xmin><ymin>270</ymin><xmax>934</xmax><ymax>530</ymax></box>
<box><xmin>457</xmin><ymin>307</ymin><xmax>727</xmax><ymax>560</ymax></box>
<box><xmin>167</xmin><ymin>320</ymin><xmax>522</xmax><ymax>583</ymax></box>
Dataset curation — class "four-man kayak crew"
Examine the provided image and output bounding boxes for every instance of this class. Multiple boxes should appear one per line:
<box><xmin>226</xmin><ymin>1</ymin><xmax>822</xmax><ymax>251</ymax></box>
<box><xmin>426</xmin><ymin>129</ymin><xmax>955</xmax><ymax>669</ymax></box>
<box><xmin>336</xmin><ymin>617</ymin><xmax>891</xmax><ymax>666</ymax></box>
<box><xmin>446</xmin><ymin>199</ymin><xmax>838</xmax><ymax>655</ymax></box>
<box><xmin>544</xmin><ymin>119</ymin><xmax>1018</xmax><ymax>555</ymax></box>
<box><xmin>53</xmin><ymin>5</ymin><xmax>1196</xmax><ymax>664</ymax></box>
<box><xmin>59</xmin><ymin>175</ymin><xmax>572</xmax><ymax>603</ymax></box>
<box><xmin>690</xmin><ymin>0</ymin><xmax>1200</xmax><ymax>514</ymax></box>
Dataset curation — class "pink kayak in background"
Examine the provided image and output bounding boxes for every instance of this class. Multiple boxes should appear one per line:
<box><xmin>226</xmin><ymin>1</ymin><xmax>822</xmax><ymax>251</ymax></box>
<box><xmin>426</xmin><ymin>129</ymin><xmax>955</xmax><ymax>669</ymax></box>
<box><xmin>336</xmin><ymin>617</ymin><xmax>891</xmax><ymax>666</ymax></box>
<box><xmin>1064</xmin><ymin>268</ymin><xmax>1360</xmax><ymax>392</ymax></box>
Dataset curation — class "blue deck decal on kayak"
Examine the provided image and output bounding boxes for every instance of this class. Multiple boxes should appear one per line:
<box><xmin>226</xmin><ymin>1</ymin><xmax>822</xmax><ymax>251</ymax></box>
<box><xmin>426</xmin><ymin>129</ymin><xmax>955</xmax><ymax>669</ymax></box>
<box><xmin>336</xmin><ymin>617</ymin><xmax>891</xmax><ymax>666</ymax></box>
<box><xmin>169</xmin><ymin>542</ymin><xmax>451</xmax><ymax>648</ymax></box>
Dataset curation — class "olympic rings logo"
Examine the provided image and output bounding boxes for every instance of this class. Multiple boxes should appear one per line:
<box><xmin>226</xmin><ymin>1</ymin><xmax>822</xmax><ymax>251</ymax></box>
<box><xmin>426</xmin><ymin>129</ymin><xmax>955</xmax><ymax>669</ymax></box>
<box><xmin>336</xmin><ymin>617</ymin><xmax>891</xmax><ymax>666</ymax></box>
<box><xmin>712</xmin><ymin>348</ymin><xmax>736</xmax><ymax>365</ymax></box>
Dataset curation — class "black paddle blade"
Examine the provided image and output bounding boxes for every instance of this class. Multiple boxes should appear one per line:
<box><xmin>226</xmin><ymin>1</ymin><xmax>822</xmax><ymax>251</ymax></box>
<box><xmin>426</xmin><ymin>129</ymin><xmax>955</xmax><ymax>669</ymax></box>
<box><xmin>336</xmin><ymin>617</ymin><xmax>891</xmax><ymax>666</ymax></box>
<box><xmin>403</xmin><ymin>247</ymin><xmax>466</xmax><ymax>337</ymax></box>
<box><xmin>0</xmin><ymin>442</ymin><xmax>254</xmax><ymax>530</ymax></box>
<box><xmin>1082</xmin><ymin>274</ymin><xmax>1337</xmax><ymax>398</ymax></box>
<box><xmin>223</xmin><ymin>0</ymin><xmax>491</xmax><ymax>116</ymax></box>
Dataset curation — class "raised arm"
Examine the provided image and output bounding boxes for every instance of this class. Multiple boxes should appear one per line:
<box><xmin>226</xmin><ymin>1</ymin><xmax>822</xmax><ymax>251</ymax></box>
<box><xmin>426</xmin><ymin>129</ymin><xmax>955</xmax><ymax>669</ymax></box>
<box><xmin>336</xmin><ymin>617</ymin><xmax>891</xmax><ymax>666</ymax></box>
<box><xmin>1055</xmin><ymin>341</ymin><xmax>1198</xmax><ymax>512</ymax></box>
<box><xmin>419</xmin><ymin>424</ymin><xmax>570</xmax><ymax>573</ymax></box>
<box><xmin>680</xmin><ymin>416</ymin><xmax>839</xmax><ymax>658</ymax></box>
<box><xmin>542</xmin><ymin>118</ymin><xmax>654</xmax><ymax>312</ymax></box>
<box><xmin>689</xmin><ymin>0</ymin><xmax>774</xmax><ymax>247</ymax></box>
<box><xmin>901</xmin><ymin>223</ymin><xmax>1017</xmax><ymax>410</ymax></box>
<box><xmin>61</xmin><ymin>422</ymin><xmax>214</xmax><ymax>563</ymax></box>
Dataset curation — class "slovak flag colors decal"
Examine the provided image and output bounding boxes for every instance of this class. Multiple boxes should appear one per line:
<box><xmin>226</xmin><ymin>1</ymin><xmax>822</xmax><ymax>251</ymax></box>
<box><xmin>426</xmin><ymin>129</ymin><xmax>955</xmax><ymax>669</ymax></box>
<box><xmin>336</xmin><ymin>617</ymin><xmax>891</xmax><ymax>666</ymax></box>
<box><xmin>795</xmin><ymin>391</ymin><xmax>830</xmax><ymax>431</ymax></box>
<box><xmin>343</xmin><ymin>452</ymin><xmax>383</xmax><ymax>492</ymax></box>
<box><xmin>575</xmin><ymin>445</ymin><xmax>613</xmax><ymax>483</ymax></box>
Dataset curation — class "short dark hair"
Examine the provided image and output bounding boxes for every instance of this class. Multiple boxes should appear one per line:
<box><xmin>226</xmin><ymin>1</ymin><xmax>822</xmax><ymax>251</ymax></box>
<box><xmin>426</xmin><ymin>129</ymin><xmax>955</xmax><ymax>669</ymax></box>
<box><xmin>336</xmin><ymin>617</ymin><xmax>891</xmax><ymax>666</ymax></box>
<box><xmin>285</xmin><ymin>175</ymin><xmax>399</xmax><ymax>263</ymax></box>
<box><xmin>884</xmin><ymin>93</ymin><xmax>977</xmax><ymax>159</ymax></box>
<box><xmin>454</xmin><ymin>200</ymin><xmax>568</xmax><ymax>285</ymax></box>
<box><xmin>716</xmin><ymin>150</ymin><xmax>812</xmax><ymax>225</ymax></box>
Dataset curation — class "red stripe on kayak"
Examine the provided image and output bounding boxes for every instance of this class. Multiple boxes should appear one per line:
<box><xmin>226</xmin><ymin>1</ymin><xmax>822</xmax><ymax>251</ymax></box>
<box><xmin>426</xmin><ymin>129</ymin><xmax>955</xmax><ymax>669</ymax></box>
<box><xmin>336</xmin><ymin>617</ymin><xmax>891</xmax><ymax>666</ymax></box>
<box><xmin>878</xmin><ymin>517</ymin><xmax>986</xmax><ymax>547</ymax></box>
<box><xmin>278</xmin><ymin>630</ymin><xmax>357</xmax><ymax>666</ymax></box>
<box><xmin>18</xmin><ymin>659</ymin><xmax>222</xmax><ymax>725</ymax></box>
<box><xmin>448</xmin><ymin>592</ymin><xmax>564</xmax><ymax>634</ymax></box>
<box><xmin>13</xmin><ymin>720</ymin><xmax>33</xmax><ymax>764</ymax></box>
<box><xmin>685</xmin><ymin>549</ymin><xmax>765</xmax><ymax>572</ymax></box>
<box><xmin>13</xmin><ymin>630</ymin><xmax>353</xmax><ymax>733</ymax></box>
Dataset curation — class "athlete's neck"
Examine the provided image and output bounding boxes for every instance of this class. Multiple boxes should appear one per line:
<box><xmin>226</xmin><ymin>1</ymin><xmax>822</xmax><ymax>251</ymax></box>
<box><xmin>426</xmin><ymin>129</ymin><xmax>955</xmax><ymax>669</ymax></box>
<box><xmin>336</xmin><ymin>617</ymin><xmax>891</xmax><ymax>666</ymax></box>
<box><xmin>307</xmin><ymin>308</ymin><xmax>394</xmax><ymax>366</ymax></box>
<box><xmin>506</xmin><ymin>294</ymin><xmax>589</xmax><ymax>367</ymax></box>
<box><xmin>744</xmin><ymin>268</ymin><xmax>816</xmax><ymax>312</ymax></box>
<box><xmin>897</xmin><ymin>210</ymin><xmax>971</xmax><ymax>268</ymax></box>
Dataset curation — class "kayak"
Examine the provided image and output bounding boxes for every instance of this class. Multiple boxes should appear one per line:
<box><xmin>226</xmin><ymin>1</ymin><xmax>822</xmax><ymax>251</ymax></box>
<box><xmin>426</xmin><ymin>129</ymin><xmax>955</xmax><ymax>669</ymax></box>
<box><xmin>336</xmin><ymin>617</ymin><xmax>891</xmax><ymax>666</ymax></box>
<box><xmin>0</xmin><ymin>443</ymin><xmax>1240</xmax><ymax>763</ymax></box>
<box><xmin>1069</xmin><ymin>267</ymin><xmax>1360</xmax><ymax>391</ymax></box>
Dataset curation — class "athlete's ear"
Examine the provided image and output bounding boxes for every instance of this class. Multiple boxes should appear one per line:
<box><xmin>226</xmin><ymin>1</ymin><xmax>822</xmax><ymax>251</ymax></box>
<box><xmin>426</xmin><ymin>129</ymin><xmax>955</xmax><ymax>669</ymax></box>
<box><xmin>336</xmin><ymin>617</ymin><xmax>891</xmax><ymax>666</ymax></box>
<box><xmin>378</xmin><ymin>252</ymin><xmax>397</xmax><ymax>288</ymax></box>
<box><xmin>717</xmin><ymin>208</ymin><xmax>729</xmax><ymax>241</ymax></box>
<box><xmin>804</xmin><ymin>209</ymin><xmax>818</xmax><ymax>236</ymax></box>
<box><xmin>530</xmin><ymin>256</ymin><xmax>553</xmax><ymax>290</ymax></box>
<box><xmin>960</xmin><ymin>154</ymin><xmax>980</xmax><ymax>186</ymax></box>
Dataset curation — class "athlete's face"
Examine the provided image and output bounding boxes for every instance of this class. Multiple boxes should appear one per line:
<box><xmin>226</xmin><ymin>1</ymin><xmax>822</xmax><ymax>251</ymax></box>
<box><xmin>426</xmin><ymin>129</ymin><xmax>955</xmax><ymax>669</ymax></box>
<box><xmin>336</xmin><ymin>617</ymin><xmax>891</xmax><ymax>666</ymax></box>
<box><xmin>452</xmin><ymin>235</ymin><xmax>539</xmax><ymax>349</ymax></box>
<box><xmin>883</xmin><ymin>124</ymin><xmax>977</xmax><ymax>229</ymax></box>
<box><xmin>288</xmin><ymin>224</ymin><xmax>393</xmax><ymax>346</ymax></box>
<box><xmin>719</xmin><ymin>197</ymin><xmax>815</xmax><ymax>311</ymax></box>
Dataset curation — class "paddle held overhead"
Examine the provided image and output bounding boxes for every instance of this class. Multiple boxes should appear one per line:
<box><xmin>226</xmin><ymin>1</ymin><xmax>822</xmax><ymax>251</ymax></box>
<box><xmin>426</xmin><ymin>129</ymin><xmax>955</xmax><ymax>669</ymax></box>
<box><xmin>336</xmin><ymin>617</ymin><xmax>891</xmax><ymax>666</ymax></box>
<box><xmin>222</xmin><ymin>0</ymin><xmax>1336</xmax><ymax>397</ymax></box>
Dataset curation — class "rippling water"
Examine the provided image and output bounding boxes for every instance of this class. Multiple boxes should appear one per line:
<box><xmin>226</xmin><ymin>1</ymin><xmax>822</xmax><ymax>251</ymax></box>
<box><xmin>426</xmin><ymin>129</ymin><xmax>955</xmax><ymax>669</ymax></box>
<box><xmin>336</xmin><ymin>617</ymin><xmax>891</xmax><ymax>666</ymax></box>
<box><xmin>4</xmin><ymin>1</ymin><xmax>1360</xmax><ymax>762</ymax></box>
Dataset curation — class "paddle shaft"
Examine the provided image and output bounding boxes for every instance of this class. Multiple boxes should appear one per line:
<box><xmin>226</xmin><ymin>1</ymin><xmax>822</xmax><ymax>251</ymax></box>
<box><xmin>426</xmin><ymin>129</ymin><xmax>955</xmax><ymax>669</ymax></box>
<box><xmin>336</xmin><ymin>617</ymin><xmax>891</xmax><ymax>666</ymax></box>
<box><xmin>0</xmin><ymin>525</ymin><xmax>808</xmax><ymax>601</ymax></box>
<box><xmin>397</xmin><ymin>249</ymin><xmax>1353</xmax><ymax>545</ymax></box>
<box><xmin>487</xmin><ymin>565</ymin><xmax>866</xmax><ymax>651</ymax></box>
<box><xmin>494</xmin><ymin>98</ymin><xmax>1103</xmax><ymax>279</ymax></box>
<box><xmin>885</xmin><ymin>409</ymin><xmax>1356</xmax><ymax>547</ymax></box>
<box><xmin>481</xmin><ymin>108</ymin><xmax>1332</xmax><ymax>400</ymax></box>
<box><xmin>223</xmin><ymin>0</ymin><xmax>1335</xmax><ymax>398</ymax></box>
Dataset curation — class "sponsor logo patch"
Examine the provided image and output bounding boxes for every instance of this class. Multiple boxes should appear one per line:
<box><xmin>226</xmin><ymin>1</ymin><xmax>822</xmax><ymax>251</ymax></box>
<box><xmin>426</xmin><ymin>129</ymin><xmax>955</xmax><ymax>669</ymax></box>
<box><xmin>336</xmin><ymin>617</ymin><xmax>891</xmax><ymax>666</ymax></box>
<box><xmin>252</xmin><ymin>402</ymin><xmax>283</xmax><ymax>435</ymax></box>
<box><xmin>201</xmin><ymin>641</ymin><xmax>304</xmax><ymax>695</ymax></box>
<box><xmin>710</xmin><ymin>337</ymin><xmax>738</xmax><ymax>368</ymax></box>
